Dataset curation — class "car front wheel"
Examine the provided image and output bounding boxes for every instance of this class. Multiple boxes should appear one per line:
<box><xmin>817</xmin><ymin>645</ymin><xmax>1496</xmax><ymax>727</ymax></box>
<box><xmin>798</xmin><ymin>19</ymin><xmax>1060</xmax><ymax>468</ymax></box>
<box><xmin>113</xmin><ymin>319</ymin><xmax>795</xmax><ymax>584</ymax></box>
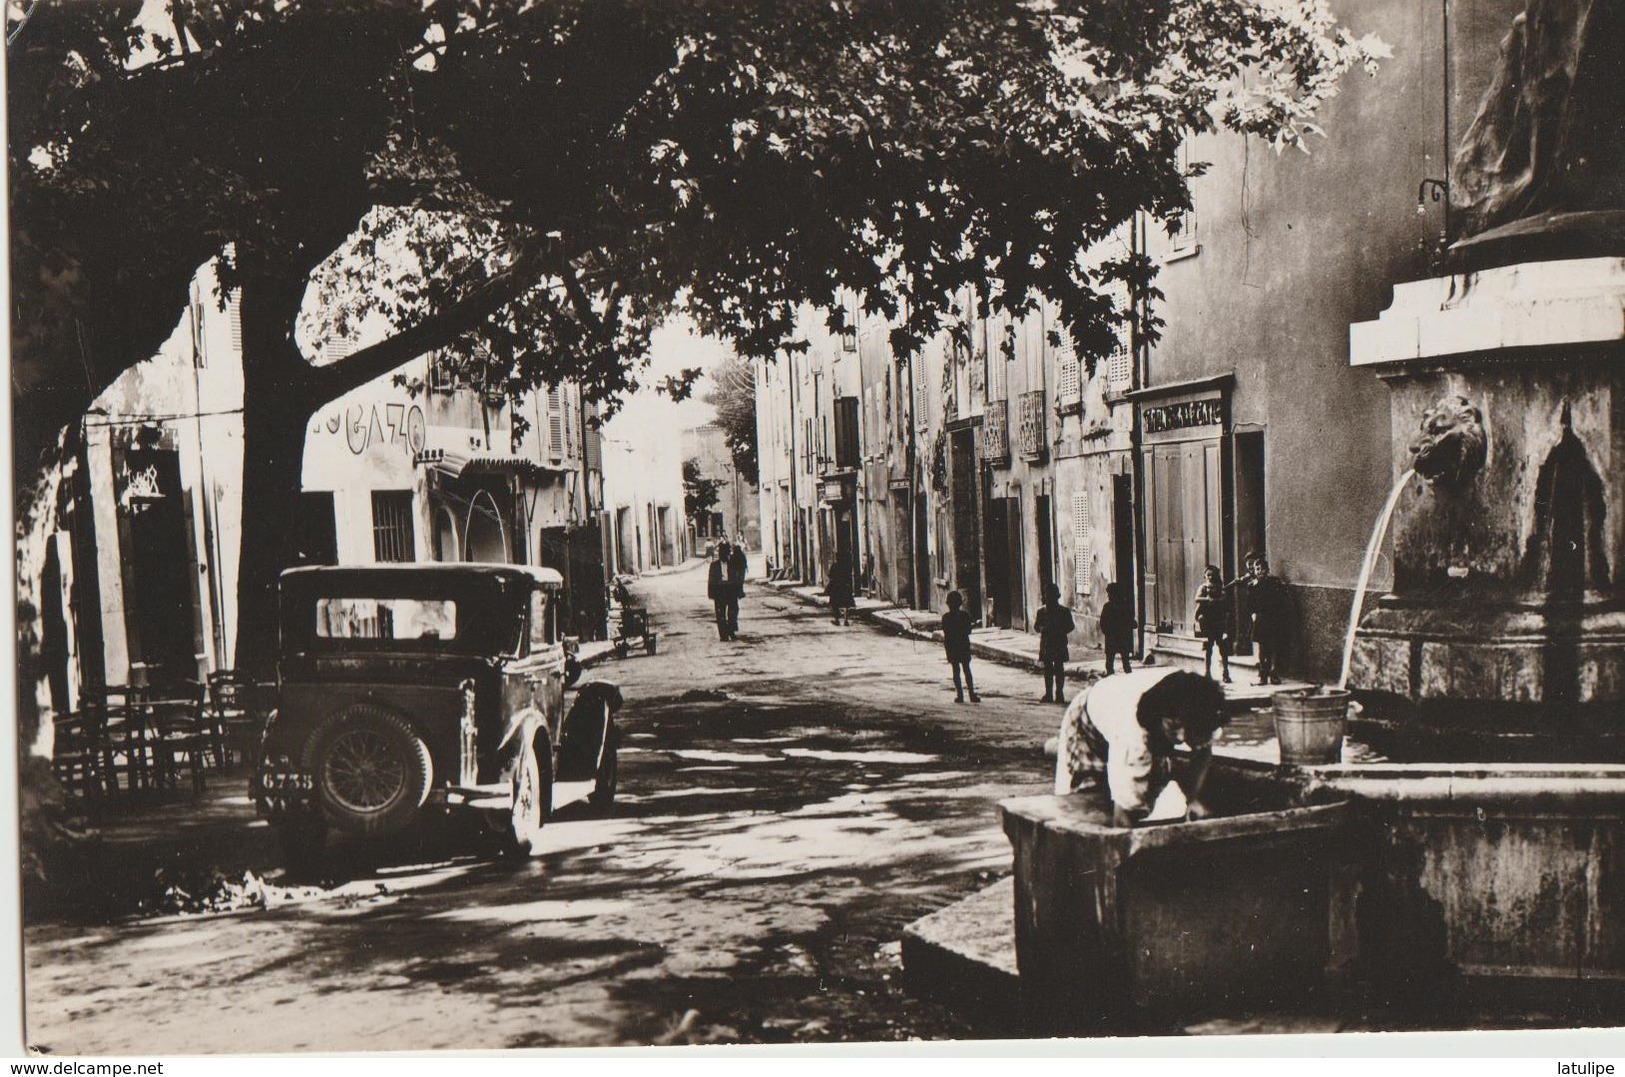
<box><xmin>308</xmin><ymin>706</ymin><xmax>433</xmax><ymax>838</ymax></box>
<box><xmin>505</xmin><ymin>738</ymin><xmax>550</xmax><ymax>856</ymax></box>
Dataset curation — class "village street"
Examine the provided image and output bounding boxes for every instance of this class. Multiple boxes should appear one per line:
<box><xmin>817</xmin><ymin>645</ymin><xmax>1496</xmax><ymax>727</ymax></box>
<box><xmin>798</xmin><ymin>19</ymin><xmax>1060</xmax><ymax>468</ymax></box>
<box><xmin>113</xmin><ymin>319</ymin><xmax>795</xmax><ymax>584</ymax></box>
<box><xmin>24</xmin><ymin>562</ymin><xmax>1082</xmax><ymax>1054</ymax></box>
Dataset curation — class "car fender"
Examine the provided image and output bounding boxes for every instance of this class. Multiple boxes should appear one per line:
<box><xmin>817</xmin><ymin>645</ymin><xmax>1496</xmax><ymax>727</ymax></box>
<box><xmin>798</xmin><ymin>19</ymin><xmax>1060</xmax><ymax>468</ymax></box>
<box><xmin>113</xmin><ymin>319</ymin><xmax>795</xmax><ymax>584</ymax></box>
<box><xmin>557</xmin><ymin>682</ymin><xmax>622</xmax><ymax>783</ymax></box>
<box><xmin>497</xmin><ymin>706</ymin><xmax>550</xmax><ymax>778</ymax></box>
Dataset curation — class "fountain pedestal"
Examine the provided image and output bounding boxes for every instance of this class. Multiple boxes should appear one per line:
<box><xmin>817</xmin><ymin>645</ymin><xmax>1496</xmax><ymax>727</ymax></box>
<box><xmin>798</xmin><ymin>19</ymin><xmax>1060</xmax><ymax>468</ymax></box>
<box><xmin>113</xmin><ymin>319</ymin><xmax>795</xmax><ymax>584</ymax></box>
<box><xmin>1348</xmin><ymin>255</ymin><xmax>1625</xmax><ymax>759</ymax></box>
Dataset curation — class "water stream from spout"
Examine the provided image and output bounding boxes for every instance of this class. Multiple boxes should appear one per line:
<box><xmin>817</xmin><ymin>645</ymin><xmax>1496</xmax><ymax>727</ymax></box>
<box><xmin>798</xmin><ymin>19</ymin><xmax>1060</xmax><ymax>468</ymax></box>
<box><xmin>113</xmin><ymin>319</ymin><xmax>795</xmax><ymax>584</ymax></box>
<box><xmin>1337</xmin><ymin>468</ymin><xmax>1418</xmax><ymax>692</ymax></box>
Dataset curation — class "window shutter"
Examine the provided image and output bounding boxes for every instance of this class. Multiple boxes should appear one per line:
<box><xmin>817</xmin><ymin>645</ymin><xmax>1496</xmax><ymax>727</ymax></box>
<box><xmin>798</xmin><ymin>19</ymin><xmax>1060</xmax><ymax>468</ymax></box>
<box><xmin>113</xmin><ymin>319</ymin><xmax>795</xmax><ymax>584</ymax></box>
<box><xmin>1056</xmin><ymin>337</ymin><xmax>1081</xmax><ymax>404</ymax></box>
<box><xmin>547</xmin><ymin>386</ymin><xmax>564</xmax><ymax>458</ymax></box>
<box><xmin>1105</xmin><ymin>282</ymin><xmax>1134</xmax><ymax>389</ymax></box>
<box><xmin>583</xmin><ymin>401</ymin><xmax>602</xmax><ymax>470</ymax></box>
<box><xmin>229</xmin><ymin>294</ymin><xmax>244</xmax><ymax>353</ymax></box>
<box><xmin>1073</xmin><ymin>491</ymin><xmax>1093</xmax><ymax>596</ymax></box>
<box><xmin>912</xmin><ymin>353</ymin><xmax>927</xmax><ymax>427</ymax></box>
<box><xmin>562</xmin><ymin>385</ymin><xmax>576</xmax><ymax>458</ymax></box>
<box><xmin>986</xmin><ymin>320</ymin><xmax>1008</xmax><ymax>402</ymax></box>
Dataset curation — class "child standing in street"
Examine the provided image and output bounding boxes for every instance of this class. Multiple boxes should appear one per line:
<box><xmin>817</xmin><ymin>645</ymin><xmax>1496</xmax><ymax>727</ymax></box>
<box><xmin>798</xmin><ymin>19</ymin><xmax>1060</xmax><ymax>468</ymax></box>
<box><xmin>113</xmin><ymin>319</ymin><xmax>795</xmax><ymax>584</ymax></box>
<box><xmin>1193</xmin><ymin>565</ymin><xmax>1232</xmax><ymax>683</ymax></box>
<box><xmin>1248</xmin><ymin>557</ymin><xmax>1288</xmax><ymax>686</ymax></box>
<box><xmin>942</xmin><ymin>591</ymin><xmax>979</xmax><ymax>703</ymax></box>
<box><xmin>1034</xmin><ymin>583</ymin><xmax>1076</xmax><ymax>703</ymax></box>
<box><xmin>1099</xmin><ymin>581</ymin><xmax>1137</xmax><ymax>675</ymax></box>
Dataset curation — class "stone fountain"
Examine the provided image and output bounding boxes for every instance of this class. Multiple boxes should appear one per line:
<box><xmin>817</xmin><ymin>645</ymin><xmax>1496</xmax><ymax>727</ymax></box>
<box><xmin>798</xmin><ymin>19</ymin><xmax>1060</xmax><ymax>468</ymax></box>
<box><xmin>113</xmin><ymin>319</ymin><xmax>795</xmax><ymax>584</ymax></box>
<box><xmin>1347</xmin><ymin>0</ymin><xmax>1625</xmax><ymax>760</ymax></box>
<box><xmin>930</xmin><ymin>2</ymin><xmax>1625</xmax><ymax>1034</ymax></box>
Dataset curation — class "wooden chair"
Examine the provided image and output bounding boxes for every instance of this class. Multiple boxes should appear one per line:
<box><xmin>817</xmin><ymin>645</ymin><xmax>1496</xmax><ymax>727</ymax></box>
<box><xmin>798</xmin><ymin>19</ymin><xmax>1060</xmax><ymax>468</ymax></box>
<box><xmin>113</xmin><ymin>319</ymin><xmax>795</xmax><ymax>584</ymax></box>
<box><xmin>208</xmin><ymin>670</ymin><xmax>274</xmax><ymax>766</ymax></box>
<box><xmin>51</xmin><ymin>707</ymin><xmax>107</xmax><ymax>800</ymax></box>
<box><xmin>88</xmin><ymin>686</ymin><xmax>147</xmax><ymax>796</ymax></box>
<box><xmin>145</xmin><ymin>681</ymin><xmax>209</xmax><ymax>795</ymax></box>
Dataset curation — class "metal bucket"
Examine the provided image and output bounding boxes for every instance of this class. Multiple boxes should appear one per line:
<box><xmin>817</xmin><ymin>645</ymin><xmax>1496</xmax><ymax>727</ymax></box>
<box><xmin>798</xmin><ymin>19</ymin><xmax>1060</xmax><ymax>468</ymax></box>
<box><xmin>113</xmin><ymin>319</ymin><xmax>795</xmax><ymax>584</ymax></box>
<box><xmin>1272</xmin><ymin>688</ymin><xmax>1349</xmax><ymax>766</ymax></box>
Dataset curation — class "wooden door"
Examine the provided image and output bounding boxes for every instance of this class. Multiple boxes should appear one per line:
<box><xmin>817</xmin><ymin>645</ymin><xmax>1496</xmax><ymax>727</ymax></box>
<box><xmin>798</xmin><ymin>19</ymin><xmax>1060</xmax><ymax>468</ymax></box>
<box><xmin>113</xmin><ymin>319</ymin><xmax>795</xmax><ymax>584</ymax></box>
<box><xmin>1149</xmin><ymin>440</ymin><xmax>1223</xmax><ymax>636</ymax></box>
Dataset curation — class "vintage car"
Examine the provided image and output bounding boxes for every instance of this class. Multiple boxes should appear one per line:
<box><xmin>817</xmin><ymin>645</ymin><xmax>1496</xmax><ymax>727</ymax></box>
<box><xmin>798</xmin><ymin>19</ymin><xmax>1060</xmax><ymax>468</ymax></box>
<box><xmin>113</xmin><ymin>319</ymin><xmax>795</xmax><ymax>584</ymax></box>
<box><xmin>255</xmin><ymin>564</ymin><xmax>620</xmax><ymax>866</ymax></box>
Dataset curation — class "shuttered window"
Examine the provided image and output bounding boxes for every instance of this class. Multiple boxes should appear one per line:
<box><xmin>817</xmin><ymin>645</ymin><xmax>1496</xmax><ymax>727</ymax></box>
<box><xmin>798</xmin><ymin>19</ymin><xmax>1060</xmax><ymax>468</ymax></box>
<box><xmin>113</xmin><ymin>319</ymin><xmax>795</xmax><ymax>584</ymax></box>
<box><xmin>583</xmin><ymin>401</ymin><xmax>602</xmax><ymax>470</ymax></box>
<box><xmin>229</xmin><ymin>294</ymin><xmax>243</xmax><ymax>353</ymax></box>
<box><xmin>562</xmin><ymin>385</ymin><xmax>576</xmax><ymax>458</ymax></box>
<box><xmin>371</xmin><ymin>491</ymin><xmax>416</xmax><ymax>563</ymax></box>
<box><xmin>547</xmin><ymin>386</ymin><xmax>565</xmax><ymax>458</ymax></box>
<box><xmin>1073</xmin><ymin>491</ymin><xmax>1093</xmax><ymax>596</ymax></box>
<box><xmin>912</xmin><ymin>353</ymin><xmax>927</xmax><ymax>427</ymax></box>
<box><xmin>1105</xmin><ymin>282</ymin><xmax>1134</xmax><ymax>389</ymax></box>
<box><xmin>1056</xmin><ymin>336</ymin><xmax>1081</xmax><ymax>404</ymax></box>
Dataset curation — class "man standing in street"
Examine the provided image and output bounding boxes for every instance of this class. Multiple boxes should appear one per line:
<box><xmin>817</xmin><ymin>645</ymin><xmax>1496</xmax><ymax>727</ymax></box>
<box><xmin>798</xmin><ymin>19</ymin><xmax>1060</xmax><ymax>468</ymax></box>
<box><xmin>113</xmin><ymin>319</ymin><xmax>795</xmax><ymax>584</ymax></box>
<box><xmin>709</xmin><ymin>542</ymin><xmax>734</xmax><ymax>641</ymax></box>
<box><xmin>726</xmin><ymin>539</ymin><xmax>748</xmax><ymax>638</ymax></box>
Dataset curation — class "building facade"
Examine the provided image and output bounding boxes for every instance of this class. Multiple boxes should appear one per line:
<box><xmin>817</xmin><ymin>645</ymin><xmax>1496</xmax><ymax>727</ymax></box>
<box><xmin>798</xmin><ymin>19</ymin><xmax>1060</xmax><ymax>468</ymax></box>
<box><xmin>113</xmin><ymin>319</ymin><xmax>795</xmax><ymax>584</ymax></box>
<box><xmin>301</xmin><ymin>353</ymin><xmax>610</xmax><ymax>641</ymax></box>
<box><xmin>599</xmin><ymin>389</ymin><xmax>690</xmax><ymax>579</ymax></box>
<box><xmin>756</xmin><ymin>0</ymin><xmax>1523</xmax><ymax>676</ymax></box>
<box><xmin>756</xmin><ymin>281</ymin><xmax>1135</xmax><ymax>654</ymax></box>
<box><xmin>681</xmin><ymin>422</ymin><xmax>760</xmax><ymax>552</ymax></box>
<box><xmin>33</xmin><ymin>263</ymin><xmax>616</xmax><ymax>720</ymax></box>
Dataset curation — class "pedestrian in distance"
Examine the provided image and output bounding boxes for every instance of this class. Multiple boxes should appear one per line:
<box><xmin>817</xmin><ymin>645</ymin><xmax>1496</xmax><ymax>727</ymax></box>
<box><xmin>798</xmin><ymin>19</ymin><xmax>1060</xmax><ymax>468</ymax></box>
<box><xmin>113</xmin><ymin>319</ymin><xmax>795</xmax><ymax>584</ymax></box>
<box><xmin>1054</xmin><ymin>667</ymin><xmax>1230</xmax><ymax>827</ymax></box>
<box><xmin>825</xmin><ymin>553</ymin><xmax>856</xmax><ymax>626</ymax></box>
<box><xmin>1034</xmin><ymin>582</ymin><xmax>1075</xmax><ymax>704</ymax></box>
<box><xmin>1193</xmin><ymin>564</ymin><xmax>1233</xmax><ymax>684</ymax></box>
<box><xmin>708</xmin><ymin>542</ymin><xmax>734</xmax><ymax>641</ymax></box>
<box><xmin>942</xmin><ymin>590</ymin><xmax>979</xmax><ymax>703</ymax></box>
<box><xmin>1099</xmin><ymin>581</ymin><xmax>1137</xmax><ymax>675</ymax></box>
<box><xmin>725</xmin><ymin>540</ymin><xmax>748</xmax><ymax>638</ymax></box>
<box><xmin>1247</xmin><ymin>556</ymin><xmax>1288</xmax><ymax>686</ymax></box>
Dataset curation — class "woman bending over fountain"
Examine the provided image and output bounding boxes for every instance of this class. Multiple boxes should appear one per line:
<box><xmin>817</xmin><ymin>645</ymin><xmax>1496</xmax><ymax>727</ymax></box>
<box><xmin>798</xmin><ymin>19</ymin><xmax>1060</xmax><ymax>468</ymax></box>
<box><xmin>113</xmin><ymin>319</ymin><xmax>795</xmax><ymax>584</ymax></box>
<box><xmin>1054</xmin><ymin>668</ymin><xmax>1230</xmax><ymax>827</ymax></box>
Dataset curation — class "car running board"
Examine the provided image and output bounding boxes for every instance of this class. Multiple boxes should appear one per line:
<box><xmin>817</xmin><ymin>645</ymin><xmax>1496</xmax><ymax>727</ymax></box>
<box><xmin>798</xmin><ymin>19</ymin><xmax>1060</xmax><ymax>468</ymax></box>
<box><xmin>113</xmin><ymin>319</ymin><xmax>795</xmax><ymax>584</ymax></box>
<box><xmin>445</xmin><ymin>779</ymin><xmax>597</xmax><ymax>813</ymax></box>
<box><xmin>552</xmin><ymin>780</ymin><xmax>595</xmax><ymax>810</ymax></box>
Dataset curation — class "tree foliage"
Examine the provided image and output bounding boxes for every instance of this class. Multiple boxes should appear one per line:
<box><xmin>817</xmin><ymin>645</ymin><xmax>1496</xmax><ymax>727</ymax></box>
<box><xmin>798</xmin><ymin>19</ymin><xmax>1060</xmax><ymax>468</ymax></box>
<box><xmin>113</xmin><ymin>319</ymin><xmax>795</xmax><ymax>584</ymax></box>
<box><xmin>704</xmin><ymin>355</ymin><xmax>760</xmax><ymax>486</ymax></box>
<box><xmin>682</xmin><ymin>457</ymin><xmax>723</xmax><ymax>523</ymax></box>
<box><xmin>11</xmin><ymin>0</ymin><xmax>1386</xmax><ymax>470</ymax></box>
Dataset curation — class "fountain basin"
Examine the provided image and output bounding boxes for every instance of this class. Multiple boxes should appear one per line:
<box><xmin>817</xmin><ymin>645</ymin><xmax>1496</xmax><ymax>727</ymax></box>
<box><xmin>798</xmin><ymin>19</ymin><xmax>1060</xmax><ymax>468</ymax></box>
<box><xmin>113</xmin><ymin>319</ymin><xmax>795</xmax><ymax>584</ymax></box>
<box><xmin>1000</xmin><ymin>762</ymin><xmax>1349</xmax><ymax>1034</ymax></box>
<box><xmin>999</xmin><ymin>757</ymin><xmax>1625</xmax><ymax>1031</ymax></box>
<box><xmin>1301</xmin><ymin>761</ymin><xmax>1625</xmax><ymax>994</ymax></box>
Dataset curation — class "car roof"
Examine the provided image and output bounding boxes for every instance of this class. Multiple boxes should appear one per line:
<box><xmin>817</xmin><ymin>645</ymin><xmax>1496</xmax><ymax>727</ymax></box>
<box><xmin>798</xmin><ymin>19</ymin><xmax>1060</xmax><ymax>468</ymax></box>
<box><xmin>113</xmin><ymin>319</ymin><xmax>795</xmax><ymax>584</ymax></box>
<box><xmin>280</xmin><ymin>563</ymin><xmax>565</xmax><ymax>587</ymax></box>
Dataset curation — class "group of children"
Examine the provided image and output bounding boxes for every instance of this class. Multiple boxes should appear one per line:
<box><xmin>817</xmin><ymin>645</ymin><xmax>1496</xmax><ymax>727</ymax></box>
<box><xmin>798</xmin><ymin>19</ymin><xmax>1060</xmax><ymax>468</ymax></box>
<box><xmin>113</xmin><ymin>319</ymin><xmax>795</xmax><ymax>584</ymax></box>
<box><xmin>933</xmin><ymin>559</ymin><xmax>1288</xmax><ymax>827</ymax></box>
<box><xmin>937</xmin><ymin>553</ymin><xmax>1287</xmax><ymax>706</ymax></box>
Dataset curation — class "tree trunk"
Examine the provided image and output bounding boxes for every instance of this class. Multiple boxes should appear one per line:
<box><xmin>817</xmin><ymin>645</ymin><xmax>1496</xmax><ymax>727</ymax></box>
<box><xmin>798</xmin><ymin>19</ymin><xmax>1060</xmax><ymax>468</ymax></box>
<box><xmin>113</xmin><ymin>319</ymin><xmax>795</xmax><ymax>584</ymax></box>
<box><xmin>234</xmin><ymin>282</ymin><xmax>322</xmax><ymax>681</ymax></box>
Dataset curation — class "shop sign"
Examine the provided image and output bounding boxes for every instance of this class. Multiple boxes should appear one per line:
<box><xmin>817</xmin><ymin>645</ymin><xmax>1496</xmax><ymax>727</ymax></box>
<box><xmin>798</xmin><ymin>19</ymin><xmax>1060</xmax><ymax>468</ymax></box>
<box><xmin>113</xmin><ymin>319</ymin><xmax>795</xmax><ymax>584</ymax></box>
<box><xmin>1143</xmin><ymin>399</ymin><xmax>1222</xmax><ymax>434</ymax></box>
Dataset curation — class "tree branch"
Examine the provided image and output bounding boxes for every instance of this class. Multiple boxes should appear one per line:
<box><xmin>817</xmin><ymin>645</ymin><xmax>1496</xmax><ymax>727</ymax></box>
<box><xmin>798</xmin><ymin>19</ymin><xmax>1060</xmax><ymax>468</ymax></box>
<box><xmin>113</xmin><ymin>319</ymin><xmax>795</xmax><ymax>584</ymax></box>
<box><xmin>307</xmin><ymin>235</ymin><xmax>555</xmax><ymax>405</ymax></box>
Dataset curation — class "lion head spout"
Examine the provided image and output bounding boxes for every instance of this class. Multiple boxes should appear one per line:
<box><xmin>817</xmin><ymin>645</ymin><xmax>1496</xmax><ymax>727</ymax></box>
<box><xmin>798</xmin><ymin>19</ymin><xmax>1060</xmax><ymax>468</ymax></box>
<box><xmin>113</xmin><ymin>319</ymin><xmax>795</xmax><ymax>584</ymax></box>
<box><xmin>1411</xmin><ymin>395</ymin><xmax>1487</xmax><ymax>487</ymax></box>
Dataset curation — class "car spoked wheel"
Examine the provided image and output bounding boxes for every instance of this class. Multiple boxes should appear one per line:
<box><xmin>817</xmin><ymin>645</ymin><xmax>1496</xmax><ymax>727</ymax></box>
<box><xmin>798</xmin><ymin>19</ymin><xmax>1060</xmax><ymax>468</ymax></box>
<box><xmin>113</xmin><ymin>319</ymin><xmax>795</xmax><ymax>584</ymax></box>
<box><xmin>327</xmin><ymin>727</ymin><xmax>408</xmax><ymax>812</ymax></box>
<box><xmin>309</xmin><ymin>706</ymin><xmax>433</xmax><ymax>838</ymax></box>
<box><xmin>505</xmin><ymin>739</ymin><xmax>550</xmax><ymax>856</ymax></box>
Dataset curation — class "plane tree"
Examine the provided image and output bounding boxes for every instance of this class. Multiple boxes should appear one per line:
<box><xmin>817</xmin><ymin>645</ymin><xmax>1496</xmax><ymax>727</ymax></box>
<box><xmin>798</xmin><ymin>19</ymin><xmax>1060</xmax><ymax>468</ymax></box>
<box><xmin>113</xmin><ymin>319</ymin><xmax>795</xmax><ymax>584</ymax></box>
<box><xmin>9</xmin><ymin>0</ymin><xmax>1383</xmax><ymax>761</ymax></box>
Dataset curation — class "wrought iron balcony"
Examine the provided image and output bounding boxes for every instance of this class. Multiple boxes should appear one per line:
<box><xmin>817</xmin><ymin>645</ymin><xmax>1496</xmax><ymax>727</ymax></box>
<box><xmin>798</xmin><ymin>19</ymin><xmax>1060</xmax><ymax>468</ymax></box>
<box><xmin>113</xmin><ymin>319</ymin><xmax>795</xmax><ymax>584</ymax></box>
<box><xmin>982</xmin><ymin>399</ymin><xmax>1010</xmax><ymax>467</ymax></box>
<box><xmin>1018</xmin><ymin>389</ymin><xmax>1047</xmax><ymax>462</ymax></box>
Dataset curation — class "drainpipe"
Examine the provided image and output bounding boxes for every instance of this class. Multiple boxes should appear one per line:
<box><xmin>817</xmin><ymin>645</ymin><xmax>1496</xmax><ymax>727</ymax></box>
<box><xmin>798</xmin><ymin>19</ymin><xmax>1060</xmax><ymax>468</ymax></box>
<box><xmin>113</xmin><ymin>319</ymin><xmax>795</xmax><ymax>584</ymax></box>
<box><xmin>1130</xmin><ymin>211</ymin><xmax>1151</xmax><ymax>662</ymax></box>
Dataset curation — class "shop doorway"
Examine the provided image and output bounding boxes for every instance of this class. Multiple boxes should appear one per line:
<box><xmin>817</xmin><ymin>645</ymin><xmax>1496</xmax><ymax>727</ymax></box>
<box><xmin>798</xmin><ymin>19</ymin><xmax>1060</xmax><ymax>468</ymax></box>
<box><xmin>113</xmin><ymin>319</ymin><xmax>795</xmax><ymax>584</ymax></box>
<box><xmin>118</xmin><ymin>446</ymin><xmax>200</xmax><ymax>683</ymax></box>
<box><xmin>985</xmin><ymin>492</ymin><xmax>1025</xmax><ymax>629</ymax></box>
<box><xmin>1112</xmin><ymin>473</ymin><xmax>1136</xmax><ymax>608</ymax></box>
<box><xmin>1035</xmin><ymin>493</ymin><xmax>1055</xmax><ymax>592</ymax></box>
<box><xmin>1146</xmin><ymin>440</ymin><xmax>1223</xmax><ymax>636</ymax></box>
<box><xmin>949</xmin><ymin>427</ymin><xmax>982</xmax><ymax>615</ymax></box>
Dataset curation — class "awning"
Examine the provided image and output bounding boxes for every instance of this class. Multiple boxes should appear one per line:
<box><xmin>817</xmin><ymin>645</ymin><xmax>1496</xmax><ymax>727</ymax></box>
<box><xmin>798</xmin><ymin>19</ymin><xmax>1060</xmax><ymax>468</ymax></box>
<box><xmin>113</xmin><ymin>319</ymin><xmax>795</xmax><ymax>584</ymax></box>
<box><xmin>415</xmin><ymin>448</ymin><xmax>573</xmax><ymax>484</ymax></box>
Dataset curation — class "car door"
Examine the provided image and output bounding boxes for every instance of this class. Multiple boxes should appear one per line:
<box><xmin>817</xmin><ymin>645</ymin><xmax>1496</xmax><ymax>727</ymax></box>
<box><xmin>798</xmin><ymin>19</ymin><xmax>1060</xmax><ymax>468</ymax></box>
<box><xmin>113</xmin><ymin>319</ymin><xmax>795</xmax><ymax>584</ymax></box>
<box><xmin>496</xmin><ymin>584</ymin><xmax>555</xmax><ymax>764</ymax></box>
